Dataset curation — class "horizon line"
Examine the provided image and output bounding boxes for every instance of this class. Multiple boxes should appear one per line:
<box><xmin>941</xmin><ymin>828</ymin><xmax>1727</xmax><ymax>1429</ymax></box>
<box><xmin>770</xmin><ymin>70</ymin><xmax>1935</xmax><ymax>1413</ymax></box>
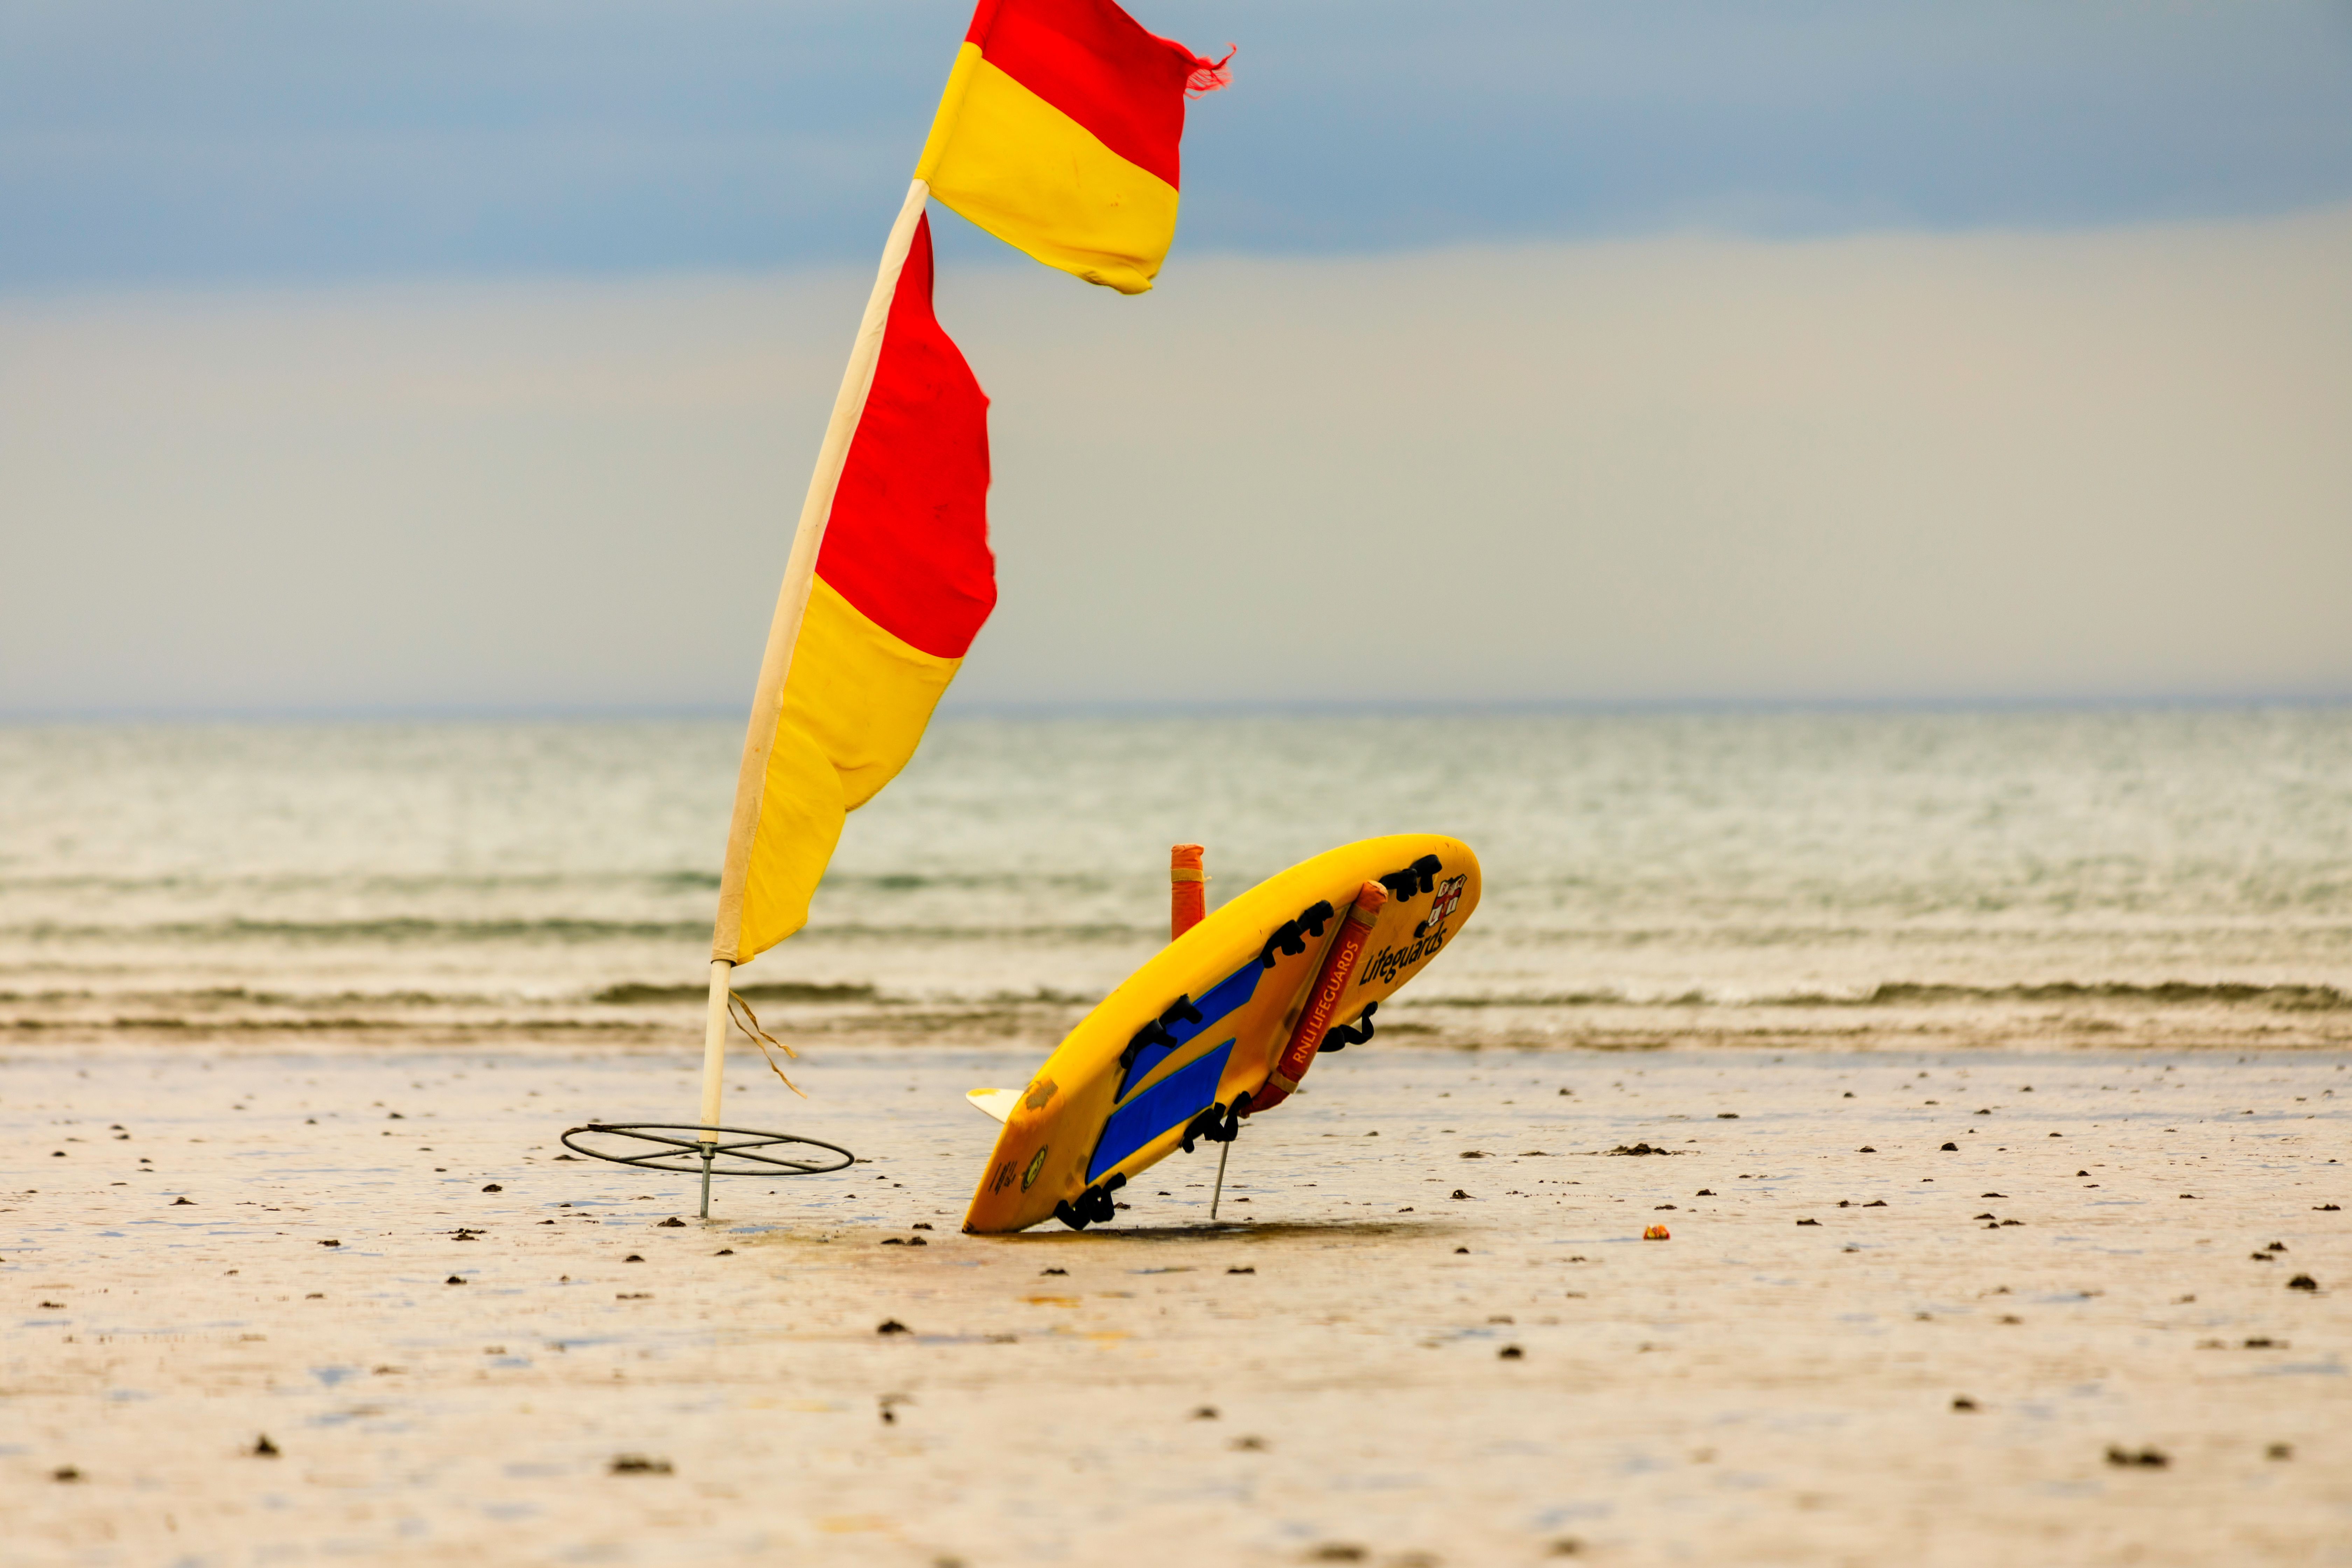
<box><xmin>4</xmin><ymin>692</ymin><xmax>2348</xmax><ymax>728</ymax></box>
<box><xmin>10</xmin><ymin>199</ymin><xmax>2352</xmax><ymax>307</ymax></box>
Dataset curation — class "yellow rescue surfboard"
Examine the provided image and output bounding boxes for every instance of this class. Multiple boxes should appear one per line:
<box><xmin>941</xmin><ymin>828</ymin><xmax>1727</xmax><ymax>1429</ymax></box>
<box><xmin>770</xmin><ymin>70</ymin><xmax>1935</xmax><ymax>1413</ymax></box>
<box><xmin>962</xmin><ymin>834</ymin><xmax>1480</xmax><ymax>1234</ymax></box>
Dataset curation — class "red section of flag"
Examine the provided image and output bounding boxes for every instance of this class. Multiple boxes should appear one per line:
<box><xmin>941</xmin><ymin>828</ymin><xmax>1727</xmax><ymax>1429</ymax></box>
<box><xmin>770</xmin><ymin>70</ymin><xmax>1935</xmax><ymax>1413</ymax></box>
<box><xmin>964</xmin><ymin>0</ymin><xmax>1204</xmax><ymax>189</ymax></box>
<box><xmin>816</xmin><ymin>213</ymin><xmax>996</xmax><ymax>660</ymax></box>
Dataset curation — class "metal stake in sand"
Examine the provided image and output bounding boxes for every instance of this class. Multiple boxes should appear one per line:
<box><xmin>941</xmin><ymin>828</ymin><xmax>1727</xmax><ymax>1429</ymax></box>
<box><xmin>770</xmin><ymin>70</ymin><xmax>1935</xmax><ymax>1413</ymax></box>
<box><xmin>562</xmin><ymin>1120</ymin><xmax>853</xmax><ymax>1194</ymax></box>
<box><xmin>1210</xmin><ymin>1133</ymin><xmax>1233</xmax><ymax>1221</ymax></box>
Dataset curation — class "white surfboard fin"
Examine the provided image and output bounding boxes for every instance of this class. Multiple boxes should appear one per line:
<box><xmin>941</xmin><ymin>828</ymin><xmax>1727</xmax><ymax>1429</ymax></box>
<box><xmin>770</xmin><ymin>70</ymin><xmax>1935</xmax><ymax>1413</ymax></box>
<box><xmin>966</xmin><ymin>1087</ymin><xmax>1021</xmax><ymax>1123</ymax></box>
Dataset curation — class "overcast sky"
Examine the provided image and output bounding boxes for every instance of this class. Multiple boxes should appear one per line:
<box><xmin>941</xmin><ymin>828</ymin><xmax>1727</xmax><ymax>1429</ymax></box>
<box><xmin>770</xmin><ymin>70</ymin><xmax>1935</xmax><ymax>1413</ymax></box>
<box><xmin>5</xmin><ymin>1</ymin><xmax>2350</xmax><ymax>715</ymax></box>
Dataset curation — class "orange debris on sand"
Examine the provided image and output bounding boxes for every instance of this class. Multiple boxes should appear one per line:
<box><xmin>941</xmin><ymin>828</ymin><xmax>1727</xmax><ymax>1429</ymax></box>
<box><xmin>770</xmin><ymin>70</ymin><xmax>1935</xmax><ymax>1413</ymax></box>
<box><xmin>1642</xmin><ymin>1225</ymin><xmax>1671</xmax><ymax>1241</ymax></box>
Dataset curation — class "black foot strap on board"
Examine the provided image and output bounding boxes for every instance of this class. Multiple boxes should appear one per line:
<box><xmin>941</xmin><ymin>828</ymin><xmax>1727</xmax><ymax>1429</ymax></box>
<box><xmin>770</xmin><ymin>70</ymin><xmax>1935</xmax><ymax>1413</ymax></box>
<box><xmin>1119</xmin><ymin>1019</ymin><xmax>1175</xmax><ymax>1073</ymax></box>
<box><xmin>1320</xmin><ymin>1000</ymin><xmax>1378</xmax><ymax>1053</ymax></box>
<box><xmin>1118</xmin><ymin>995</ymin><xmax>1204</xmax><ymax>1075</ymax></box>
<box><xmin>1053</xmin><ymin>1172</ymin><xmax>1127</xmax><ymax>1231</ymax></box>
<box><xmin>1179</xmin><ymin>1090</ymin><xmax>1255</xmax><ymax>1153</ymax></box>
<box><xmin>1377</xmin><ymin>854</ymin><xmax>1443</xmax><ymax>903</ymax></box>
<box><xmin>1259</xmin><ymin>899</ymin><xmax>1337</xmax><ymax>968</ymax></box>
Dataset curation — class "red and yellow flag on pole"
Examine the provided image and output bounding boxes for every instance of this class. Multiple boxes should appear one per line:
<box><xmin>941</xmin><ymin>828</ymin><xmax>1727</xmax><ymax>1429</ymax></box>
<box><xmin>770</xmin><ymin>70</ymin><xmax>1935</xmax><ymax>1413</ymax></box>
<box><xmin>918</xmin><ymin>0</ymin><xmax>1232</xmax><ymax>294</ymax></box>
<box><xmin>712</xmin><ymin>0</ymin><xmax>1228</xmax><ymax>987</ymax></box>
<box><xmin>698</xmin><ymin>1</ymin><xmax>1229</xmax><ymax>1138</ymax></box>
<box><xmin>712</xmin><ymin>192</ymin><xmax>993</xmax><ymax>966</ymax></box>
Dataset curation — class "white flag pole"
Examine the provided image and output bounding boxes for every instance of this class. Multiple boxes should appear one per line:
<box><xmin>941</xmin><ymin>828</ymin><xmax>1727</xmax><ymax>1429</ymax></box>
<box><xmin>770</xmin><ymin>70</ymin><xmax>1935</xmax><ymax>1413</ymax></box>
<box><xmin>698</xmin><ymin>959</ymin><xmax>735</xmax><ymax>1129</ymax></box>
<box><xmin>694</xmin><ymin>177</ymin><xmax>932</xmax><ymax>1204</ymax></box>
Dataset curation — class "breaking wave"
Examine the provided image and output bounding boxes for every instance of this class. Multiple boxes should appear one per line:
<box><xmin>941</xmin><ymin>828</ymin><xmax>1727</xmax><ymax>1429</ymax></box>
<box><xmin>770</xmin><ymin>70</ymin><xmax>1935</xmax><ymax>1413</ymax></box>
<box><xmin>1411</xmin><ymin>981</ymin><xmax>2352</xmax><ymax>1011</ymax></box>
<box><xmin>590</xmin><ymin>980</ymin><xmax>877</xmax><ymax>1004</ymax></box>
<box><xmin>1</xmin><ymin>917</ymin><xmax>1160</xmax><ymax>945</ymax></box>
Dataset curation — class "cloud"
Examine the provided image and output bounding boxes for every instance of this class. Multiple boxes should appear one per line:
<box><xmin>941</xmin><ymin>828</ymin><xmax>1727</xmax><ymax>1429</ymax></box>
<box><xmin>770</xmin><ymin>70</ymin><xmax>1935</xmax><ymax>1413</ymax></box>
<box><xmin>4</xmin><ymin>0</ymin><xmax>2350</xmax><ymax>286</ymax></box>
<box><xmin>4</xmin><ymin>205</ymin><xmax>2348</xmax><ymax>715</ymax></box>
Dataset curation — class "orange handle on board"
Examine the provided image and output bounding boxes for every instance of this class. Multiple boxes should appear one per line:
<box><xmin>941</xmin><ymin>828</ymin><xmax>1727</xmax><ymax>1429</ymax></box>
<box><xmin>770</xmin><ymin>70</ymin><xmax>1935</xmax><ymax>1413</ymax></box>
<box><xmin>1170</xmin><ymin>844</ymin><xmax>1207</xmax><ymax>940</ymax></box>
<box><xmin>1250</xmin><ymin>880</ymin><xmax>1387</xmax><ymax>1113</ymax></box>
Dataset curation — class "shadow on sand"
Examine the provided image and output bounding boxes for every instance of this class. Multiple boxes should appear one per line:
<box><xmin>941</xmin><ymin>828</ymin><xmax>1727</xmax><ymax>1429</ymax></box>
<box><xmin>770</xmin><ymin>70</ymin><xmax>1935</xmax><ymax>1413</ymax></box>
<box><xmin>980</xmin><ymin>1217</ymin><xmax>1453</xmax><ymax>1245</ymax></box>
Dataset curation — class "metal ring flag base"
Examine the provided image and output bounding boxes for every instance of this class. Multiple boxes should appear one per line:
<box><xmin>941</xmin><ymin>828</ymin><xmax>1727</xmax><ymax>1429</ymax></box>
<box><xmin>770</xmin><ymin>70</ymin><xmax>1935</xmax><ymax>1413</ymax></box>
<box><xmin>561</xmin><ymin>1124</ymin><xmax>855</xmax><ymax>1219</ymax></box>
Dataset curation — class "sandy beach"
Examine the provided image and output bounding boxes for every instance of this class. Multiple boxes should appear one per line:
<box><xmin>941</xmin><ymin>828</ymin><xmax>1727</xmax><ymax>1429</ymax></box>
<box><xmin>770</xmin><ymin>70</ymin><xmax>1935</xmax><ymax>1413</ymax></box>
<box><xmin>9</xmin><ymin>1</ymin><xmax>2351</xmax><ymax>1560</ymax></box>
<box><xmin>6</xmin><ymin>1037</ymin><xmax>2346</xmax><ymax>1566</ymax></box>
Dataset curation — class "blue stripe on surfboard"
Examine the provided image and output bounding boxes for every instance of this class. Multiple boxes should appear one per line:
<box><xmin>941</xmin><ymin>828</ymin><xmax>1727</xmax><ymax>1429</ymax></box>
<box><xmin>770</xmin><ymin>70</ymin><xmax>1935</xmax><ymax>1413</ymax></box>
<box><xmin>1089</xmin><ymin>1039</ymin><xmax>1234</xmax><ymax>1183</ymax></box>
<box><xmin>1185</xmin><ymin>961</ymin><xmax>1264</xmax><ymax>1041</ymax></box>
<box><xmin>1115</xmin><ymin>958</ymin><xmax>1264</xmax><ymax>1104</ymax></box>
<box><xmin>1117</xmin><ymin>1039</ymin><xmax>1181</xmax><ymax>1102</ymax></box>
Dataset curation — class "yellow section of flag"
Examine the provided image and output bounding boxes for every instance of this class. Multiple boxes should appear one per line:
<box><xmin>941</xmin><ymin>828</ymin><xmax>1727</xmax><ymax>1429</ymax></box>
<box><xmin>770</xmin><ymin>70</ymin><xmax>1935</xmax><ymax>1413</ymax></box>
<box><xmin>731</xmin><ymin>579</ymin><xmax>964</xmax><ymax>959</ymax></box>
<box><xmin>712</xmin><ymin>188</ymin><xmax>990</xmax><ymax>967</ymax></box>
<box><xmin>732</xmin><ymin>716</ymin><xmax>845</xmax><ymax>968</ymax></box>
<box><xmin>917</xmin><ymin>43</ymin><xmax>1180</xmax><ymax>295</ymax></box>
<box><xmin>779</xmin><ymin>578</ymin><xmax>963</xmax><ymax>816</ymax></box>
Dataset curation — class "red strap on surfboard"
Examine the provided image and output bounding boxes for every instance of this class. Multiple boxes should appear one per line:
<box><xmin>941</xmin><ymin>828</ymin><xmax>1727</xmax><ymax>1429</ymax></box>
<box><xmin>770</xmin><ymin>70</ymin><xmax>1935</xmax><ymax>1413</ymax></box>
<box><xmin>1170</xmin><ymin>844</ymin><xmax>1207</xmax><ymax>940</ymax></box>
<box><xmin>1250</xmin><ymin>879</ymin><xmax>1387</xmax><ymax>1113</ymax></box>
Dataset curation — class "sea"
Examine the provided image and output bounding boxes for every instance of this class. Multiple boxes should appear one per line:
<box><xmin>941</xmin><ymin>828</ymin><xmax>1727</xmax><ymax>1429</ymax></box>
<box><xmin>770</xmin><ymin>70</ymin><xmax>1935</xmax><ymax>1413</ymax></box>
<box><xmin>4</xmin><ymin>707</ymin><xmax>2350</xmax><ymax>1057</ymax></box>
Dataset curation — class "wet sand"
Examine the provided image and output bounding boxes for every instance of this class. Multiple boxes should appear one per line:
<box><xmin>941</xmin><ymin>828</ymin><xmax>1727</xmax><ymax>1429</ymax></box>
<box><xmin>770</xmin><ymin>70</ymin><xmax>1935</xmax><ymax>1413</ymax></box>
<box><xmin>5</xmin><ymin>1041</ymin><xmax>2348</xmax><ymax>1566</ymax></box>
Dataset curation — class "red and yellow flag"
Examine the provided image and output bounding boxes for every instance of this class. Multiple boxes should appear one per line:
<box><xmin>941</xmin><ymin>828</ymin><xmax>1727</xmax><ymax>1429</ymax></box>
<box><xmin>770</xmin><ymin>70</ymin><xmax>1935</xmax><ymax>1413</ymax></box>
<box><xmin>713</xmin><ymin>205</ymin><xmax>994</xmax><ymax>962</ymax></box>
<box><xmin>917</xmin><ymin>0</ymin><xmax>1231</xmax><ymax>294</ymax></box>
<box><xmin>712</xmin><ymin>1</ymin><xmax>1227</xmax><ymax>970</ymax></box>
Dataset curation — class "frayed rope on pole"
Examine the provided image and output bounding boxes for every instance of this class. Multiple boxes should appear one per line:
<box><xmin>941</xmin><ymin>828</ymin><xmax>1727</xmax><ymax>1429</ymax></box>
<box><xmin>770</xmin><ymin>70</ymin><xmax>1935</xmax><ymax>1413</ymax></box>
<box><xmin>728</xmin><ymin>991</ymin><xmax>805</xmax><ymax>1098</ymax></box>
